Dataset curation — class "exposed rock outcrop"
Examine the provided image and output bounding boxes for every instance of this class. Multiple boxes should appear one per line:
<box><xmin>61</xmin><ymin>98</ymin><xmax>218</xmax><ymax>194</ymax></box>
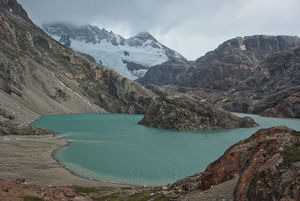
<box><xmin>222</xmin><ymin>47</ymin><xmax>300</xmax><ymax>118</ymax></box>
<box><xmin>197</xmin><ymin>126</ymin><xmax>300</xmax><ymax>201</ymax></box>
<box><xmin>0</xmin><ymin>179</ymin><xmax>78</xmax><ymax>201</ymax></box>
<box><xmin>138</xmin><ymin>95</ymin><xmax>258</xmax><ymax>130</ymax></box>
<box><xmin>0</xmin><ymin>119</ymin><xmax>55</xmax><ymax>135</ymax></box>
<box><xmin>145</xmin><ymin>84</ymin><xmax>168</xmax><ymax>96</ymax></box>
<box><xmin>177</xmin><ymin>35</ymin><xmax>300</xmax><ymax>90</ymax></box>
<box><xmin>0</xmin><ymin>0</ymin><xmax>29</xmax><ymax>21</ymax></box>
<box><xmin>137</xmin><ymin>59</ymin><xmax>191</xmax><ymax>86</ymax></box>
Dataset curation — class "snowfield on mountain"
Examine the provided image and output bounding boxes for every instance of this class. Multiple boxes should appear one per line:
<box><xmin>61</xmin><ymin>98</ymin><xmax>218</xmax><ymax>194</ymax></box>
<box><xmin>43</xmin><ymin>24</ymin><xmax>186</xmax><ymax>79</ymax></box>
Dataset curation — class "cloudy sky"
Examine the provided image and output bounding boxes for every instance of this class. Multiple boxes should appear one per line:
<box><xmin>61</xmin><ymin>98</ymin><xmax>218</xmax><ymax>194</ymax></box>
<box><xmin>18</xmin><ymin>0</ymin><xmax>300</xmax><ymax>60</ymax></box>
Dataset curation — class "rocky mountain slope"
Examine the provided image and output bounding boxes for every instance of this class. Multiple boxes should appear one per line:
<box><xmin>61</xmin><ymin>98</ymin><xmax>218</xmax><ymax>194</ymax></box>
<box><xmin>139</xmin><ymin>35</ymin><xmax>300</xmax><ymax>88</ymax></box>
<box><xmin>137</xmin><ymin>59</ymin><xmax>191</xmax><ymax>86</ymax></box>
<box><xmin>139</xmin><ymin>95</ymin><xmax>258</xmax><ymax>130</ymax></box>
<box><xmin>43</xmin><ymin>23</ymin><xmax>186</xmax><ymax>79</ymax></box>
<box><xmin>0</xmin><ymin>0</ymin><xmax>28</xmax><ymax>21</ymax></box>
<box><xmin>138</xmin><ymin>35</ymin><xmax>300</xmax><ymax>118</ymax></box>
<box><xmin>0</xmin><ymin>0</ymin><xmax>153</xmax><ymax>123</ymax></box>
<box><xmin>178</xmin><ymin>35</ymin><xmax>300</xmax><ymax>90</ymax></box>
<box><xmin>221</xmin><ymin>47</ymin><xmax>300</xmax><ymax>117</ymax></box>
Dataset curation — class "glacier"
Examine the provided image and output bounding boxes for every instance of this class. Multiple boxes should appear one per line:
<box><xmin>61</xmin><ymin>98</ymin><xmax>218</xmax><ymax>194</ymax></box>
<box><xmin>43</xmin><ymin>24</ymin><xmax>186</xmax><ymax>80</ymax></box>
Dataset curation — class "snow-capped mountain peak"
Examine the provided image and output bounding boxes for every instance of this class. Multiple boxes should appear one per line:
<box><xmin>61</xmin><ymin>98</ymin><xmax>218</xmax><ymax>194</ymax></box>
<box><xmin>127</xmin><ymin>32</ymin><xmax>160</xmax><ymax>48</ymax></box>
<box><xmin>43</xmin><ymin>23</ymin><xmax>186</xmax><ymax>79</ymax></box>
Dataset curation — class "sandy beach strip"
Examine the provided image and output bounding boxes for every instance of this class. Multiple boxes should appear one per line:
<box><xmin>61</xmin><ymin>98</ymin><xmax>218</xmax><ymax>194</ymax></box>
<box><xmin>0</xmin><ymin>135</ymin><xmax>129</xmax><ymax>188</ymax></box>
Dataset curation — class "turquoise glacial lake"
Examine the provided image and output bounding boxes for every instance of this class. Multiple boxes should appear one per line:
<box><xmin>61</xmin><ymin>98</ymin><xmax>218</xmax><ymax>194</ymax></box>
<box><xmin>33</xmin><ymin>113</ymin><xmax>300</xmax><ymax>186</ymax></box>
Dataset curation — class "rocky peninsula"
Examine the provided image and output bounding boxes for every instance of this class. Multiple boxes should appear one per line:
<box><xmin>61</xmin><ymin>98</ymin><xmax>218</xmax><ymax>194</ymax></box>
<box><xmin>138</xmin><ymin>95</ymin><xmax>258</xmax><ymax>130</ymax></box>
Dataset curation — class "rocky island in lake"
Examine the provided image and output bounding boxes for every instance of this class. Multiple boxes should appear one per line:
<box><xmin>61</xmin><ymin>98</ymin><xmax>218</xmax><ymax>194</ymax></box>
<box><xmin>138</xmin><ymin>95</ymin><xmax>258</xmax><ymax>130</ymax></box>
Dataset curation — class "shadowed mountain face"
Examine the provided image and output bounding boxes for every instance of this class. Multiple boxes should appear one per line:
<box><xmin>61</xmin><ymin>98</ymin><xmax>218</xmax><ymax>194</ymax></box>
<box><xmin>0</xmin><ymin>0</ymin><xmax>28</xmax><ymax>21</ymax></box>
<box><xmin>137</xmin><ymin>59</ymin><xmax>191</xmax><ymax>86</ymax></box>
<box><xmin>0</xmin><ymin>0</ymin><xmax>153</xmax><ymax>123</ymax></box>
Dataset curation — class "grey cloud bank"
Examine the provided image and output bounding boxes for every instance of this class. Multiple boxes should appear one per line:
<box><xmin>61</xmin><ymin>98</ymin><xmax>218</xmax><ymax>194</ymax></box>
<box><xmin>18</xmin><ymin>0</ymin><xmax>300</xmax><ymax>60</ymax></box>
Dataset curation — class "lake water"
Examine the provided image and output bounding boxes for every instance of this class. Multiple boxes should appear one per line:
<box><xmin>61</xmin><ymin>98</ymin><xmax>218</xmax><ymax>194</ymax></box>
<box><xmin>32</xmin><ymin>113</ymin><xmax>300</xmax><ymax>186</ymax></box>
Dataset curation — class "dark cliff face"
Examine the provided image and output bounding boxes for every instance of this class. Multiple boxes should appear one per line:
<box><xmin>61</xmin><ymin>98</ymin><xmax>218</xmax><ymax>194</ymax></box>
<box><xmin>222</xmin><ymin>47</ymin><xmax>300</xmax><ymax>118</ymax></box>
<box><xmin>245</xmin><ymin>47</ymin><xmax>300</xmax><ymax>90</ymax></box>
<box><xmin>0</xmin><ymin>0</ymin><xmax>29</xmax><ymax>21</ymax></box>
<box><xmin>177</xmin><ymin>35</ymin><xmax>300</xmax><ymax>90</ymax></box>
<box><xmin>137</xmin><ymin>59</ymin><xmax>191</xmax><ymax>86</ymax></box>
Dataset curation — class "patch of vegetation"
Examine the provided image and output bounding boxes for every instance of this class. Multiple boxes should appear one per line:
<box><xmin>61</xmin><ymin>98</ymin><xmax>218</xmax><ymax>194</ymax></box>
<box><xmin>153</xmin><ymin>196</ymin><xmax>172</xmax><ymax>201</ymax></box>
<box><xmin>126</xmin><ymin>187</ymin><xmax>166</xmax><ymax>201</ymax></box>
<box><xmin>92</xmin><ymin>192</ymin><xmax>124</xmax><ymax>201</ymax></box>
<box><xmin>291</xmin><ymin>130</ymin><xmax>300</xmax><ymax>136</ymax></box>
<box><xmin>89</xmin><ymin>187</ymin><xmax>167</xmax><ymax>201</ymax></box>
<box><xmin>281</xmin><ymin>143</ymin><xmax>300</xmax><ymax>166</ymax></box>
<box><xmin>72</xmin><ymin>186</ymin><xmax>99</xmax><ymax>196</ymax></box>
<box><xmin>127</xmin><ymin>191</ymin><xmax>151</xmax><ymax>201</ymax></box>
<box><xmin>17</xmin><ymin>36</ymin><xmax>28</xmax><ymax>51</ymax></box>
<box><xmin>22</xmin><ymin>196</ymin><xmax>43</xmax><ymax>201</ymax></box>
<box><xmin>121</xmin><ymin>187</ymin><xmax>133</xmax><ymax>190</ymax></box>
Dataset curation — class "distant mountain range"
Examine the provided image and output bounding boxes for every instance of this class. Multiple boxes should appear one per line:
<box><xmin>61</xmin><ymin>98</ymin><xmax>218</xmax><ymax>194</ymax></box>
<box><xmin>43</xmin><ymin>23</ymin><xmax>186</xmax><ymax>79</ymax></box>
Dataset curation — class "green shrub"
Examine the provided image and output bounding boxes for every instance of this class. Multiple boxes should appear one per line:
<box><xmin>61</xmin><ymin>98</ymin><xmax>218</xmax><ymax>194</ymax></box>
<box><xmin>281</xmin><ymin>143</ymin><xmax>300</xmax><ymax>165</ymax></box>
<box><xmin>291</xmin><ymin>130</ymin><xmax>300</xmax><ymax>136</ymax></box>
<box><xmin>22</xmin><ymin>196</ymin><xmax>43</xmax><ymax>201</ymax></box>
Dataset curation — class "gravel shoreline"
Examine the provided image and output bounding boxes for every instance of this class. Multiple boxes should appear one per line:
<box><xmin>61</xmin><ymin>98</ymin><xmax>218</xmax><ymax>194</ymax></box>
<box><xmin>0</xmin><ymin>135</ymin><xmax>129</xmax><ymax>188</ymax></box>
<box><xmin>0</xmin><ymin>134</ymin><xmax>239</xmax><ymax>200</ymax></box>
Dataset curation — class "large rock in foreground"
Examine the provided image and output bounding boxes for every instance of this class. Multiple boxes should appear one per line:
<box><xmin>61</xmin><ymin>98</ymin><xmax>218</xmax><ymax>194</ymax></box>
<box><xmin>138</xmin><ymin>95</ymin><xmax>258</xmax><ymax>130</ymax></box>
<box><xmin>198</xmin><ymin>126</ymin><xmax>300</xmax><ymax>201</ymax></box>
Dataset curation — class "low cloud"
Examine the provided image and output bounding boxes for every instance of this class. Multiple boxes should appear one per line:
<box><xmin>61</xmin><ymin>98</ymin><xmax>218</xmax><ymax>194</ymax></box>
<box><xmin>19</xmin><ymin>0</ymin><xmax>300</xmax><ymax>60</ymax></box>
